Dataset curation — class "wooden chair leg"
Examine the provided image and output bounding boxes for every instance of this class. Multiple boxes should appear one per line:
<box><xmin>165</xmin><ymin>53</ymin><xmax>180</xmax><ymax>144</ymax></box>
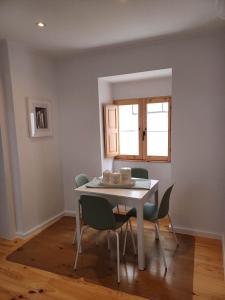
<box><xmin>168</xmin><ymin>214</ymin><xmax>179</xmax><ymax>246</ymax></box>
<box><xmin>123</xmin><ymin>222</ymin><xmax>128</xmax><ymax>256</ymax></box>
<box><xmin>115</xmin><ymin>231</ymin><xmax>120</xmax><ymax>283</ymax></box>
<box><xmin>107</xmin><ymin>230</ymin><xmax>111</xmax><ymax>250</ymax></box>
<box><xmin>155</xmin><ymin>220</ymin><xmax>160</xmax><ymax>240</ymax></box>
<box><xmin>155</xmin><ymin>223</ymin><xmax>167</xmax><ymax>271</ymax></box>
<box><xmin>74</xmin><ymin>226</ymin><xmax>86</xmax><ymax>270</ymax></box>
<box><xmin>72</xmin><ymin>229</ymin><xmax>76</xmax><ymax>244</ymax></box>
<box><xmin>129</xmin><ymin>219</ymin><xmax>137</xmax><ymax>255</ymax></box>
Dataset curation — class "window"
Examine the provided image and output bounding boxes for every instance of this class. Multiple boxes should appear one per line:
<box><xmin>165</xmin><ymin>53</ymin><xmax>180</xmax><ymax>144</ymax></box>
<box><xmin>104</xmin><ymin>97</ymin><xmax>171</xmax><ymax>162</ymax></box>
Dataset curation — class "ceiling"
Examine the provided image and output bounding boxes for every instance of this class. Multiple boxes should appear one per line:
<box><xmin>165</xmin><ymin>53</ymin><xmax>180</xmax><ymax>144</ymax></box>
<box><xmin>0</xmin><ymin>0</ymin><xmax>224</xmax><ymax>55</ymax></box>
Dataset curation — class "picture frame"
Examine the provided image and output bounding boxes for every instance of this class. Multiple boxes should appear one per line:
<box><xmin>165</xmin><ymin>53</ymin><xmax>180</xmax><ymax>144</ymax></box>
<box><xmin>27</xmin><ymin>98</ymin><xmax>53</xmax><ymax>138</ymax></box>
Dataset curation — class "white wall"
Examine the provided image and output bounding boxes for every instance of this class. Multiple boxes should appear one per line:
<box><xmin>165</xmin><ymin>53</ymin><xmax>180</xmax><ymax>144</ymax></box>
<box><xmin>112</xmin><ymin>76</ymin><xmax>172</xmax><ymax>99</ymax></box>
<box><xmin>0</xmin><ymin>40</ymin><xmax>24</xmax><ymax>236</ymax></box>
<box><xmin>5</xmin><ymin>41</ymin><xmax>64</xmax><ymax>234</ymax></box>
<box><xmin>98</xmin><ymin>79</ymin><xmax>114</xmax><ymax>172</ymax></box>
<box><xmin>57</xmin><ymin>31</ymin><xmax>225</xmax><ymax>237</ymax></box>
<box><xmin>0</xmin><ymin>74</ymin><xmax>16</xmax><ymax>239</ymax></box>
<box><xmin>56</xmin><ymin>60</ymin><xmax>103</xmax><ymax>211</ymax></box>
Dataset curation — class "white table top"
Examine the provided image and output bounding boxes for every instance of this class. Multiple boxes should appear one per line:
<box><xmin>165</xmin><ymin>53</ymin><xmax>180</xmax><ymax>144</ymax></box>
<box><xmin>74</xmin><ymin>179</ymin><xmax>159</xmax><ymax>200</ymax></box>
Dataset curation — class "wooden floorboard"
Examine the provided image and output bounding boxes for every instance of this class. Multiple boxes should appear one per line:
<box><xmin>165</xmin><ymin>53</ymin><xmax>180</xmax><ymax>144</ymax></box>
<box><xmin>0</xmin><ymin>217</ymin><xmax>225</xmax><ymax>300</ymax></box>
<box><xmin>0</xmin><ymin>238</ymin><xmax>144</xmax><ymax>300</ymax></box>
<box><xmin>193</xmin><ymin>237</ymin><xmax>225</xmax><ymax>300</ymax></box>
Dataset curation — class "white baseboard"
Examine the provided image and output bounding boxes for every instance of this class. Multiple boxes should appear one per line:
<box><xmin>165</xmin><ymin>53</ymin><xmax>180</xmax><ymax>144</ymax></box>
<box><xmin>64</xmin><ymin>210</ymin><xmax>76</xmax><ymax>217</ymax></box>
<box><xmin>16</xmin><ymin>211</ymin><xmax>64</xmax><ymax>239</ymax></box>
<box><xmin>173</xmin><ymin>225</ymin><xmax>222</xmax><ymax>240</ymax></box>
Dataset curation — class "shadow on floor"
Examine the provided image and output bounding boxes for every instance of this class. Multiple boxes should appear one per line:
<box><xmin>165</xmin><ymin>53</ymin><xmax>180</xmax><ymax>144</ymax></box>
<box><xmin>7</xmin><ymin>217</ymin><xmax>195</xmax><ymax>300</ymax></box>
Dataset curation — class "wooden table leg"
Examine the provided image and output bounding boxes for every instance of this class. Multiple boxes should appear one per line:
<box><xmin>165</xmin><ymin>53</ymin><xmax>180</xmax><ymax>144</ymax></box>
<box><xmin>75</xmin><ymin>197</ymin><xmax>82</xmax><ymax>253</ymax></box>
<box><xmin>136</xmin><ymin>202</ymin><xmax>145</xmax><ymax>270</ymax></box>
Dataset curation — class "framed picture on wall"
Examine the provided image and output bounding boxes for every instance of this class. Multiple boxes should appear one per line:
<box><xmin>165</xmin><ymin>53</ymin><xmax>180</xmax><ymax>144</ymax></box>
<box><xmin>27</xmin><ymin>98</ymin><xmax>53</xmax><ymax>138</ymax></box>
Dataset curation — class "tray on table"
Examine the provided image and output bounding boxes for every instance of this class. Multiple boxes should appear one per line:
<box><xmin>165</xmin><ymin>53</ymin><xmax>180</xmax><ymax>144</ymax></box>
<box><xmin>99</xmin><ymin>179</ymin><xmax>135</xmax><ymax>188</ymax></box>
<box><xmin>85</xmin><ymin>177</ymin><xmax>151</xmax><ymax>189</ymax></box>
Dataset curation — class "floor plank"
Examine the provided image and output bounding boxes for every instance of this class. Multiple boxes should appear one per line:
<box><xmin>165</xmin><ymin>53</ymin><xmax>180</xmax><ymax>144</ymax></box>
<box><xmin>193</xmin><ymin>236</ymin><xmax>225</xmax><ymax>300</ymax></box>
<box><xmin>0</xmin><ymin>238</ymin><xmax>144</xmax><ymax>300</ymax></box>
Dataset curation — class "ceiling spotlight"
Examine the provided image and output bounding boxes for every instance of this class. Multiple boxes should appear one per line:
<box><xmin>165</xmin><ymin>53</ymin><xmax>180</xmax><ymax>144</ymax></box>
<box><xmin>36</xmin><ymin>21</ymin><xmax>46</xmax><ymax>28</ymax></box>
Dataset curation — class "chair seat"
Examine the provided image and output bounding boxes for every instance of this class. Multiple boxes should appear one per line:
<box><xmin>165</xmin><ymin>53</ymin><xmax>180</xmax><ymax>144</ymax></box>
<box><xmin>114</xmin><ymin>213</ymin><xmax>130</xmax><ymax>229</ymax></box>
<box><xmin>127</xmin><ymin>203</ymin><xmax>158</xmax><ymax>221</ymax></box>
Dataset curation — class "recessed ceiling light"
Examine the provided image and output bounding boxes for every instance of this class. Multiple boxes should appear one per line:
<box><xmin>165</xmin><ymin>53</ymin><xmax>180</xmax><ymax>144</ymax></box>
<box><xmin>36</xmin><ymin>21</ymin><xmax>46</xmax><ymax>28</ymax></box>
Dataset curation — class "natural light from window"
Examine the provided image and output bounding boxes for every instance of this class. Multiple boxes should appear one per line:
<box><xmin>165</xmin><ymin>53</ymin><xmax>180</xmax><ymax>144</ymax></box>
<box><xmin>118</xmin><ymin>104</ymin><xmax>139</xmax><ymax>155</ymax></box>
<box><xmin>147</xmin><ymin>102</ymin><xmax>168</xmax><ymax>156</ymax></box>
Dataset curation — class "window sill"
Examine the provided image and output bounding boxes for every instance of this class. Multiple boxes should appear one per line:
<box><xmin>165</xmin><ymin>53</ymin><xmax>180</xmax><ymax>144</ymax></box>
<box><xmin>114</xmin><ymin>157</ymin><xmax>171</xmax><ymax>163</ymax></box>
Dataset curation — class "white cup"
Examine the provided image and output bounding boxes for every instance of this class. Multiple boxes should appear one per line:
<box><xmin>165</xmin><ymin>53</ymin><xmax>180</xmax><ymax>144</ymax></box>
<box><xmin>102</xmin><ymin>170</ymin><xmax>112</xmax><ymax>184</ymax></box>
<box><xmin>120</xmin><ymin>167</ymin><xmax>131</xmax><ymax>184</ymax></box>
<box><xmin>111</xmin><ymin>172</ymin><xmax>121</xmax><ymax>184</ymax></box>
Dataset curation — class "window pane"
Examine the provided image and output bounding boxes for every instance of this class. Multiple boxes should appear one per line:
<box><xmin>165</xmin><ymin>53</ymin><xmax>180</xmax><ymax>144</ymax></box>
<box><xmin>119</xmin><ymin>104</ymin><xmax>139</xmax><ymax>155</ymax></box>
<box><xmin>147</xmin><ymin>102</ymin><xmax>169</xmax><ymax>157</ymax></box>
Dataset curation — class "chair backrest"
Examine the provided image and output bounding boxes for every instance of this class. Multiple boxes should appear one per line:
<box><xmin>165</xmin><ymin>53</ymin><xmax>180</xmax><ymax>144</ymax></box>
<box><xmin>75</xmin><ymin>174</ymin><xmax>89</xmax><ymax>187</ymax></box>
<box><xmin>131</xmin><ymin>168</ymin><xmax>149</xmax><ymax>179</ymax></box>
<box><xmin>157</xmin><ymin>184</ymin><xmax>174</xmax><ymax>219</ymax></box>
<box><xmin>80</xmin><ymin>195</ymin><xmax>116</xmax><ymax>230</ymax></box>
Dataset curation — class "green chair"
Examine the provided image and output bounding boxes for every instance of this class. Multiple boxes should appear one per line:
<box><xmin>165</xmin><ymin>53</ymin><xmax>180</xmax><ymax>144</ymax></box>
<box><xmin>75</xmin><ymin>173</ymin><xmax>118</xmax><ymax>211</ymax></box>
<box><xmin>73</xmin><ymin>174</ymin><xmax>120</xmax><ymax>244</ymax></box>
<box><xmin>75</xmin><ymin>173</ymin><xmax>89</xmax><ymax>187</ymax></box>
<box><xmin>125</xmin><ymin>184</ymin><xmax>178</xmax><ymax>271</ymax></box>
<box><xmin>123</xmin><ymin>168</ymin><xmax>149</xmax><ymax>212</ymax></box>
<box><xmin>131</xmin><ymin>168</ymin><xmax>149</xmax><ymax>179</ymax></box>
<box><xmin>73</xmin><ymin>174</ymin><xmax>90</xmax><ymax>244</ymax></box>
<box><xmin>74</xmin><ymin>195</ymin><xmax>136</xmax><ymax>283</ymax></box>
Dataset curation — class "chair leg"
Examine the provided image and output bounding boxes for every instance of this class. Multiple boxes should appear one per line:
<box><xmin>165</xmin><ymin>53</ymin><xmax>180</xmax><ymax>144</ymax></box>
<box><xmin>123</xmin><ymin>222</ymin><xmax>128</xmax><ymax>256</ymax></box>
<box><xmin>115</xmin><ymin>231</ymin><xmax>120</xmax><ymax>283</ymax></box>
<box><xmin>73</xmin><ymin>203</ymin><xmax>82</xmax><ymax>245</ymax></box>
<box><xmin>155</xmin><ymin>220</ymin><xmax>160</xmax><ymax>240</ymax></box>
<box><xmin>73</xmin><ymin>229</ymin><xmax>76</xmax><ymax>244</ymax></box>
<box><xmin>129</xmin><ymin>219</ymin><xmax>137</xmax><ymax>255</ymax></box>
<box><xmin>155</xmin><ymin>223</ymin><xmax>167</xmax><ymax>271</ymax></box>
<box><xmin>168</xmin><ymin>214</ymin><xmax>179</xmax><ymax>246</ymax></box>
<box><xmin>95</xmin><ymin>231</ymin><xmax>99</xmax><ymax>246</ymax></box>
<box><xmin>74</xmin><ymin>226</ymin><xmax>86</xmax><ymax>270</ymax></box>
<box><xmin>107</xmin><ymin>230</ymin><xmax>111</xmax><ymax>251</ymax></box>
<box><xmin>117</xmin><ymin>206</ymin><xmax>123</xmax><ymax>235</ymax></box>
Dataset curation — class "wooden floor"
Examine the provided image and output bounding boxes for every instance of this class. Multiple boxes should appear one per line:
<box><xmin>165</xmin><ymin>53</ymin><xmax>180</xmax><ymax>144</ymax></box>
<box><xmin>0</xmin><ymin>238</ymin><xmax>143</xmax><ymax>300</ymax></box>
<box><xmin>0</xmin><ymin>218</ymin><xmax>225</xmax><ymax>300</ymax></box>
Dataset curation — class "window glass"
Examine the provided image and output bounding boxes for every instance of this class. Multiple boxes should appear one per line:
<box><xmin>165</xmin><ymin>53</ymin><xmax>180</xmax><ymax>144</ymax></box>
<box><xmin>147</xmin><ymin>102</ymin><xmax>169</xmax><ymax>156</ymax></box>
<box><xmin>118</xmin><ymin>104</ymin><xmax>139</xmax><ymax>155</ymax></box>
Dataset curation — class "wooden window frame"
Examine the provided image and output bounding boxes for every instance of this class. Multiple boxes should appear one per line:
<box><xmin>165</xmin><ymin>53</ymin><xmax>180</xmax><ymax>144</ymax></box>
<box><xmin>113</xmin><ymin>99</ymin><xmax>143</xmax><ymax>160</ymax></box>
<box><xmin>143</xmin><ymin>96</ymin><xmax>171</xmax><ymax>162</ymax></box>
<box><xmin>113</xmin><ymin>96</ymin><xmax>171</xmax><ymax>163</ymax></box>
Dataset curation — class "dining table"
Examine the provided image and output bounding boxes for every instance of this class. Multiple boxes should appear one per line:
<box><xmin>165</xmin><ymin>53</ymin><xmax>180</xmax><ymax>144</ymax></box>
<box><xmin>74</xmin><ymin>178</ymin><xmax>159</xmax><ymax>270</ymax></box>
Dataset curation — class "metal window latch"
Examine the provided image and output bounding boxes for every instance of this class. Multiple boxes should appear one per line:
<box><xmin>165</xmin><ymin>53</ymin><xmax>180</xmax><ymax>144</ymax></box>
<box><xmin>142</xmin><ymin>128</ymin><xmax>146</xmax><ymax>141</ymax></box>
